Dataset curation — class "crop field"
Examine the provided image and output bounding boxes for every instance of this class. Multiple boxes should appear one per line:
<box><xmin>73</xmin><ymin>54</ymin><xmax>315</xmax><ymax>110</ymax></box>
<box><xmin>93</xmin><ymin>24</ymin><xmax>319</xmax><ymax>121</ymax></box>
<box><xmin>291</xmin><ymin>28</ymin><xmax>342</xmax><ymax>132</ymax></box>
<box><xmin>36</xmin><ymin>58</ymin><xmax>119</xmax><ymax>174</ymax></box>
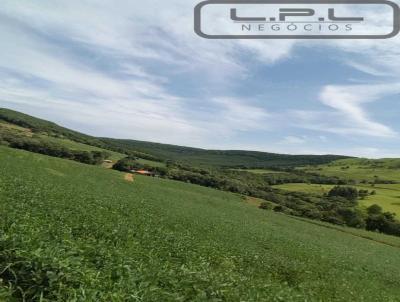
<box><xmin>300</xmin><ymin>158</ymin><xmax>400</xmax><ymax>182</ymax></box>
<box><xmin>1</xmin><ymin>147</ymin><xmax>400</xmax><ymax>301</ymax></box>
<box><xmin>275</xmin><ymin>183</ymin><xmax>400</xmax><ymax>216</ymax></box>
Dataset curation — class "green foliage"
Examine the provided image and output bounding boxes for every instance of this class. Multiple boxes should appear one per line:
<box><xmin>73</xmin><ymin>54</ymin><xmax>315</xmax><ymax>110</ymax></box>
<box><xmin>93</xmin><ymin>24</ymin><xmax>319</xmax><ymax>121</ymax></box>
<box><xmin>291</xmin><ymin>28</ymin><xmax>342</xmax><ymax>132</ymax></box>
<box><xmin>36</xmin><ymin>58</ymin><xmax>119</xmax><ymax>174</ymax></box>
<box><xmin>328</xmin><ymin>186</ymin><xmax>359</xmax><ymax>202</ymax></box>
<box><xmin>367</xmin><ymin>204</ymin><xmax>383</xmax><ymax>215</ymax></box>
<box><xmin>301</xmin><ymin>158</ymin><xmax>400</xmax><ymax>183</ymax></box>
<box><xmin>101</xmin><ymin>138</ymin><xmax>349</xmax><ymax>168</ymax></box>
<box><xmin>113</xmin><ymin>157</ymin><xmax>168</xmax><ymax>175</ymax></box>
<box><xmin>365</xmin><ymin>204</ymin><xmax>400</xmax><ymax>236</ymax></box>
<box><xmin>259</xmin><ymin>201</ymin><xmax>273</xmax><ymax>210</ymax></box>
<box><xmin>2</xmin><ymin>147</ymin><xmax>400</xmax><ymax>301</ymax></box>
<box><xmin>0</xmin><ymin>133</ymin><xmax>110</xmax><ymax>165</ymax></box>
<box><xmin>0</xmin><ymin>108</ymin><xmax>104</xmax><ymax>147</ymax></box>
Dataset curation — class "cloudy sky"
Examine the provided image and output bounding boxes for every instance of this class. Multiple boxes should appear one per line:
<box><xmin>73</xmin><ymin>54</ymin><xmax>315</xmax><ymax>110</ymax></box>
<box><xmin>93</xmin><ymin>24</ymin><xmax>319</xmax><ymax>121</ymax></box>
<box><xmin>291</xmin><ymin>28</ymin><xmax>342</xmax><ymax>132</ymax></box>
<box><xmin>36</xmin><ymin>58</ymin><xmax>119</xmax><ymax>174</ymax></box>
<box><xmin>1</xmin><ymin>1</ymin><xmax>400</xmax><ymax>157</ymax></box>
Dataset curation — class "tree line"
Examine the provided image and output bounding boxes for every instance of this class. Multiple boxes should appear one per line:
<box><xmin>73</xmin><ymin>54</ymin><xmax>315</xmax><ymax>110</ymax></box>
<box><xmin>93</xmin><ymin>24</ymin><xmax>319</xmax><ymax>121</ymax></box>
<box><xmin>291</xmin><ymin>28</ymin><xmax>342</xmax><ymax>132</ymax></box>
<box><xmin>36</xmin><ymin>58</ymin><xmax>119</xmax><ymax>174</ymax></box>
<box><xmin>0</xmin><ymin>132</ymin><xmax>110</xmax><ymax>165</ymax></box>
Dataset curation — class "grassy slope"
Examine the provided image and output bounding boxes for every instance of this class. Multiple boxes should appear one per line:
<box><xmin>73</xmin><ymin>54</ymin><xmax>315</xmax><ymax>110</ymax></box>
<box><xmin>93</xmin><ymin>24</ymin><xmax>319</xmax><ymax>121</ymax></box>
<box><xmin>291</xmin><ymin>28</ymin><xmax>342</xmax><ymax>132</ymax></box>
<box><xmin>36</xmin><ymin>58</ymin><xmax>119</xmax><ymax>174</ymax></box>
<box><xmin>275</xmin><ymin>183</ymin><xmax>400</xmax><ymax>216</ymax></box>
<box><xmin>1</xmin><ymin>147</ymin><xmax>400</xmax><ymax>301</ymax></box>
<box><xmin>0</xmin><ymin>108</ymin><xmax>104</xmax><ymax>147</ymax></box>
<box><xmin>0</xmin><ymin>121</ymin><xmax>125</xmax><ymax>162</ymax></box>
<box><xmin>301</xmin><ymin>158</ymin><xmax>400</xmax><ymax>182</ymax></box>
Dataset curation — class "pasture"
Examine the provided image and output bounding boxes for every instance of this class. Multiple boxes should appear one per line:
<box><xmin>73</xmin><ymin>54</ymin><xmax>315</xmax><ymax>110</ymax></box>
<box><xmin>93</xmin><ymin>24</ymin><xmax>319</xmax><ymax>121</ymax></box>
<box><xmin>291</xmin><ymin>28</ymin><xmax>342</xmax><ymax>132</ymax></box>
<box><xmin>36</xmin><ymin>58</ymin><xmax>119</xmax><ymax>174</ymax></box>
<box><xmin>300</xmin><ymin>158</ymin><xmax>400</xmax><ymax>182</ymax></box>
<box><xmin>275</xmin><ymin>183</ymin><xmax>400</xmax><ymax>216</ymax></box>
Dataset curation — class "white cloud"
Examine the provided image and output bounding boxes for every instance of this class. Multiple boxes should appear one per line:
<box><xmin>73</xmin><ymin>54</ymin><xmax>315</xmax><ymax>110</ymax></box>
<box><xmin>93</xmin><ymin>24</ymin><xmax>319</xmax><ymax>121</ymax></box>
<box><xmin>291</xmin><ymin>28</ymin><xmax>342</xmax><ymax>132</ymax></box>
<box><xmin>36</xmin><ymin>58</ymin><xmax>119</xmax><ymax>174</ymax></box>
<box><xmin>318</xmin><ymin>84</ymin><xmax>399</xmax><ymax>138</ymax></box>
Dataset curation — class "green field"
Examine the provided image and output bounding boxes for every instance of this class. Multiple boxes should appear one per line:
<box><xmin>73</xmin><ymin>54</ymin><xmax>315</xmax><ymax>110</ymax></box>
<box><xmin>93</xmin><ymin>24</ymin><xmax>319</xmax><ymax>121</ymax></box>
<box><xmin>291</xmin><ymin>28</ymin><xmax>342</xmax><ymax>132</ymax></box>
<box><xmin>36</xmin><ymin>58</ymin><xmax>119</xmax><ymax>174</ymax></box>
<box><xmin>275</xmin><ymin>183</ymin><xmax>334</xmax><ymax>195</ymax></box>
<box><xmin>135</xmin><ymin>158</ymin><xmax>166</xmax><ymax>168</ymax></box>
<box><xmin>231</xmin><ymin>168</ymin><xmax>286</xmax><ymax>174</ymax></box>
<box><xmin>1</xmin><ymin>146</ymin><xmax>400</xmax><ymax>301</ymax></box>
<box><xmin>301</xmin><ymin>158</ymin><xmax>400</xmax><ymax>182</ymax></box>
<box><xmin>275</xmin><ymin>183</ymin><xmax>400</xmax><ymax>216</ymax></box>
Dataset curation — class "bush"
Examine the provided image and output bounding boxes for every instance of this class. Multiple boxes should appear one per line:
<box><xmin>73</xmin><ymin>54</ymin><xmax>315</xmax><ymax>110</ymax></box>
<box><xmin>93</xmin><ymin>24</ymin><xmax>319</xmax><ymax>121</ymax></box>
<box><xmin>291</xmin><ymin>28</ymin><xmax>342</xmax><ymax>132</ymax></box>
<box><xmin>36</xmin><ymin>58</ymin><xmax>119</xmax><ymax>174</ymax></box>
<box><xmin>259</xmin><ymin>202</ymin><xmax>273</xmax><ymax>210</ymax></box>
<box><xmin>367</xmin><ymin>204</ymin><xmax>383</xmax><ymax>215</ymax></box>
<box><xmin>328</xmin><ymin>186</ymin><xmax>358</xmax><ymax>202</ymax></box>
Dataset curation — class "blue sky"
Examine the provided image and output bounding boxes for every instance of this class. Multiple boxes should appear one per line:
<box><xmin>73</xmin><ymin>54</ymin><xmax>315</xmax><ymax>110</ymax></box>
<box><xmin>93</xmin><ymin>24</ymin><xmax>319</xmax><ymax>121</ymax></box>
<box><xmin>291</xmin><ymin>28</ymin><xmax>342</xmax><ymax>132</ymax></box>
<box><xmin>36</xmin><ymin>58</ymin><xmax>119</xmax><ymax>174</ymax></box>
<box><xmin>0</xmin><ymin>1</ymin><xmax>400</xmax><ymax>157</ymax></box>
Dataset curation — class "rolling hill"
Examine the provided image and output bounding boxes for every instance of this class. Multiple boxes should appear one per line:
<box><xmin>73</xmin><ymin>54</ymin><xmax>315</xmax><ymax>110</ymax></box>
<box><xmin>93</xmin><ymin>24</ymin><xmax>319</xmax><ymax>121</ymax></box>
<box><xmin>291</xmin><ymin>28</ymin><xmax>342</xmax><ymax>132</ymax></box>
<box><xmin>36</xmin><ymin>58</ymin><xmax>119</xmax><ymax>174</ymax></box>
<box><xmin>101</xmin><ymin>138</ymin><xmax>349</xmax><ymax>168</ymax></box>
<box><xmin>1</xmin><ymin>146</ymin><xmax>400</xmax><ymax>301</ymax></box>
<box><xmin>0</xmin><ymin>108</ymin><xmax>349</xmax><ymax>169</ymax></box>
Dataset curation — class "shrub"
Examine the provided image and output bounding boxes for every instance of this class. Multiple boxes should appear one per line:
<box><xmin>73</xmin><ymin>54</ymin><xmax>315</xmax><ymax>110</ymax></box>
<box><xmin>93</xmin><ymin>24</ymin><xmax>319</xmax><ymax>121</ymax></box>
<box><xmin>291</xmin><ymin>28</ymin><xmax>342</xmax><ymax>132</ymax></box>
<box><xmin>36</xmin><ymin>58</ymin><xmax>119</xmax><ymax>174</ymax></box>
<box><xmin>259</xmin><ymin>202</ymin><xmax>273</xmax><ymax>210</ymax></box>
<box><xmin>367</xmin><ymin>204</ymin><xmax>383</xmax><ymax>215</ymax></box>
<box><xmin>328</xmin><ymin>186</ymin><xmax>358</xmax><ymax>202</ymax></box>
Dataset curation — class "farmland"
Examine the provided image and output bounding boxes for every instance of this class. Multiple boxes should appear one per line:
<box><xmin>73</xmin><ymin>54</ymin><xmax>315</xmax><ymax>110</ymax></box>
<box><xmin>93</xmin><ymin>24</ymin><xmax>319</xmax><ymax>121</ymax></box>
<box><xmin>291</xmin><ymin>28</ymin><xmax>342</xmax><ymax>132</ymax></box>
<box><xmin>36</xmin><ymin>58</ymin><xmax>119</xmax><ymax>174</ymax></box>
<box><xmin>275</xmin><ymin>183</ymin><xmax>400</xmax><ymax>216</ymax></box>
<box><xmin>300</xmin><ymin>158</ymin><xmax>400</xmax><ymax>182</ymax></box>
<box><xmin>1</xmin><ymin>146</ymin><xmax>400</xmax><ymax>301</ymax></box>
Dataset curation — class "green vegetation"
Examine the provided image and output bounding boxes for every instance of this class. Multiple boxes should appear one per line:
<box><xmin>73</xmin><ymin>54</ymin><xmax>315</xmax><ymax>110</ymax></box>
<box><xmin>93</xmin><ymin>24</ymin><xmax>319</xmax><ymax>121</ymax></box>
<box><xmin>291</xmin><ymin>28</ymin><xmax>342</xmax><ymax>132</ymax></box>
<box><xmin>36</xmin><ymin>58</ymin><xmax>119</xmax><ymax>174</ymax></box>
<box><xmin>111</xmin><ymin>158</ymin><xmax>400</xmax><ymax>235</ymax></box>
<box><xmin>135</xmin><ymin>158</ymin><xmax>166</xmax><ymax>168</ymax></box>
<box><xmin>358</xmin><ymin>184</ymin><xmax>400</xmax><ymax>216</ymax></box>
<box><xmin>0</xmin><ymin>125</ymin><xmax>110</xmax><ymax>165</ymax></box>
<box><xmin>113</xmin><ymin>157</ymin><xmax>167</xmax><ymax>175</ymax></box>
<box><xmin>1</xmin><ymin>147</ymin><xmax>400</xmax><ymax>301</ymax></box>
<box><xmin>101</xmin><ymin>138</ymin><xmax>349</xmax><ymax>168</ymax></box>
<box><xmin>0</xmin><ymin>117</ymin><xmax>124</xmax><ymax>164</ymax></box>
<box><xmin>0</xmin><ymin>108</ymin><xmax>104</xmax><ymax>147</ymax></box>
<box><xmin>230</xmin><ymin>168</ymin><xmax>287</xmax><ymax>174</ymax></box>
<box><xmin>301</xmin><ymin>158</ymin><xmax>400</xmax><ymax>183</ymax></box>
<box><xmin>35</xmin><ymin>135</ymin><xmax>124</xmax><ymax>161</ymax></box>
<box><xmin>3</xmin><ymin>108</ymin><xmax>400</xmax><ymax>237</ymax></box>
<box><xmin>275</xmin><ymin>183</ymin><xmax>400</xmax><ymax>217</ymax></box>
<box><xmin>274</xmin><ymin>183</ymin><xmax>334</xmax><ymax>195</ymax></box>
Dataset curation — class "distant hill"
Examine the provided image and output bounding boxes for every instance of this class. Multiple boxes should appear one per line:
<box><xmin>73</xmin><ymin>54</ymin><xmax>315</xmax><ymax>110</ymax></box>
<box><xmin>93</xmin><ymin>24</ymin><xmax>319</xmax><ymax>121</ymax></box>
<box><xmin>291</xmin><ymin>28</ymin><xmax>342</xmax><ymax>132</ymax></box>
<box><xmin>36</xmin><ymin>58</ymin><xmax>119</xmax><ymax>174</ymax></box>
<box><xmin>0</xmin><ymin>107</ymin><xmax>349</xmax><ymax>168</ymax></box>
<box><xmin>101</xmin><ymin>138</ymin><xmax>350</xmax><ymax>168</ymax></box>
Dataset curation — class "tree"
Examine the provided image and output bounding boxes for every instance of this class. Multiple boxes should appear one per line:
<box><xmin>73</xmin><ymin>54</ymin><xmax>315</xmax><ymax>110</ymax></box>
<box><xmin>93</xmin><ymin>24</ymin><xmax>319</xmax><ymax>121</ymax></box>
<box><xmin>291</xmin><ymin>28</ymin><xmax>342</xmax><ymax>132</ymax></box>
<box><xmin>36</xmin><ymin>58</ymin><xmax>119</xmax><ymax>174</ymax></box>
<box><xmin>328</xmin><ymin>186</ymin><xmax>358</xmax><ymax>202</ymax></box>
<box><xmin>367</xmin><ymin>204</ymin><xmax>382</xmax><ymax>215</ymax></box>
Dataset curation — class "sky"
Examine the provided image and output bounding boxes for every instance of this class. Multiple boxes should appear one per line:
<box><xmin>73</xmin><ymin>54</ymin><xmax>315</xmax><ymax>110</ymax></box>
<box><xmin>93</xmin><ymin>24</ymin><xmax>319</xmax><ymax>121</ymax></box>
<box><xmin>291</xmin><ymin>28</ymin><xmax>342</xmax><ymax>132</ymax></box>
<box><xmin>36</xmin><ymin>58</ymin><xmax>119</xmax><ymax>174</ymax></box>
<box><xmin>0</xmin><ymin>1</ymin><xmax>400</xmax><ymax>158</ymax></box>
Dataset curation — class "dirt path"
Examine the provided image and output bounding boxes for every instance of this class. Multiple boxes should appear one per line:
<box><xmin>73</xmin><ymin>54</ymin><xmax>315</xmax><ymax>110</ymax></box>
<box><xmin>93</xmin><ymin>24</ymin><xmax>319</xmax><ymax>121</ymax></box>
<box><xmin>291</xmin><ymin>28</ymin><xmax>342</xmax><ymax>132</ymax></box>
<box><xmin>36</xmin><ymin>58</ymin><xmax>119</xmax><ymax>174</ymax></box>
<box><xmin>124</xmin><ymin>173</ymin><xmax>134</xmax><ymax>182</ymax></box>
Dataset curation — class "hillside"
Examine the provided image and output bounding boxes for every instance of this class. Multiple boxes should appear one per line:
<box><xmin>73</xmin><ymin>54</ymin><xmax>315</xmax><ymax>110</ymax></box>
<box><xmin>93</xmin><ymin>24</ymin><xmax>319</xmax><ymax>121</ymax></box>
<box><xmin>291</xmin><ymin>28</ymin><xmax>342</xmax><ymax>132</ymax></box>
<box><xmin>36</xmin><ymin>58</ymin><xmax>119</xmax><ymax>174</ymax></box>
<box><xmin>300</xmin><ymin>158</ymin><xmax>400</xmax><ymax>183</ymax></box>
<box><xmin>0</xmin><ymin>108</ymin><xmax>348</xmax><ymax>169</ymax></box>
<box><xmin>0</xmin><ymin>108</ymin><xmax>105</xmax><ymax>147</ymax></box>
<box><xmin>1</xmin><ymin>146</ymin><xmax>400</xmax><ymax>301</ymax></box>
<box><xmin>101</xmin><ymin>138</ymin><xmax>349</xmax><ymax>168</ymax></box>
